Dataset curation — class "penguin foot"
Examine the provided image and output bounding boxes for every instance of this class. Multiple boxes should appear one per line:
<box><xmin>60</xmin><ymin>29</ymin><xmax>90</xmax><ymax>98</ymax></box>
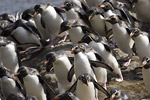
<box><xmin>118</xmin><ymin>56</ymin><xmax>131</xmax><ymax>67</ymax></box>
<box><xmin>115</xmin><ymin>78</ymin><xmax>123</xmax><ymax>82</ymax></box>
<box><xmin>58</xmin><ymin>35</ymin><xmax>67</xmax><ymax>44</ymax></box>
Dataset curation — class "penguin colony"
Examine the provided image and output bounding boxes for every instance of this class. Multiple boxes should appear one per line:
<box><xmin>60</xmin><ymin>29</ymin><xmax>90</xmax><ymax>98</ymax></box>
<box><xmin>0</xmin><ymin>0</ymin><xmax>150</xmax><ymax>99</ymax></box>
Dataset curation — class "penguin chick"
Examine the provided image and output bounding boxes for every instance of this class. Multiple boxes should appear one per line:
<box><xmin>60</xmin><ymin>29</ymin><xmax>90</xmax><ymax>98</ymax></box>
<box><xmin>45</xmin><ymin>52</ymin><xmax>76</xmax><ymax>94</ymax></box>
<box><xmin>68</xmin><ymin>73</ymin><xmax>111</xmax><ymax>100</ymax></box>
<box><xmin>0</xmin><ymin>36</ymin><xmax>20</xmax><ymax>73</ymax></box>
<box><xmin>0</xmin><ymin>66</ymin><xmax>25</xmax><ymax>99</ymax></box>
<box><xmin>129</xmin><ymin>28</ymin><xmax>150</xmax><ymax>61</ymax></box>
<box><xmin>78</xmin><ymin>33</ymin><xmax>123</xmax><ymax>82</ymax></box>
<box><xmin>14</xmin><ymin>66</ymin><xmax>55</xmax><ymax>100</ymax></box>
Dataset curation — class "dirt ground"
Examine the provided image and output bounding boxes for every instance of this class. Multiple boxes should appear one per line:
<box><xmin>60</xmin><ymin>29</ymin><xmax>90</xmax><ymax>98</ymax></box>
<box><xmin>22</xmin><ymin>41</ymin><xmax>150</xmax><ymax>100</ymax></box>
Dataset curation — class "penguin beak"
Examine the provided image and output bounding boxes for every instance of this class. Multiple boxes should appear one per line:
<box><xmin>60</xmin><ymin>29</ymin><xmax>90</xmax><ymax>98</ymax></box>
<box><xmin>129</xmin><ymin>33</ymin><xmax>134</xmax><ymax>38</ymax></box>
<box><xmin>52</xmin><ymin>96</ymin><xmax>59</xmax><ymax>100</ymax></box>
<box><xmin>71</xmin><ymin>48</ymin><xmax>74</xmax><ymax>54</ymax></box>
<box><xmin>142</xmin><ymin>61</ymin><xmax>147</xmax><ymax>67</ymax></box>
<box><xmin>14</xmin><ymin>72</ymin><xmax>20</xmax><ymax>77</ymax></box>
<box><xmin>99</xmin><ymin>4</ymin><xmax>105</xmax><ymax>8</ymax></box>
<box><xmin>44</xmin><ymin>60</ymin><xmax>48</xmax><ymax>65</ymax></box>
<box><xmin>34</xmin><ymin>12</ymin><xmax>37</xmax><ymax>16</ymax></box>
<box><xmin>60</xmin><ymin>5</ymin><xmax>65</xmax><ymax>8</ymax></box>
<box><xmin>78</xmin><ymin>40</ymin><xmax>83</xmax><ymax>43</ymax></box>
<box><xmin>86</xmin><ymin>82</ymin><xmax>89</xmax><ymax>86</ymax></box>
<box><xmin>104</xmin><ymin>17</ymin><xmax>110</xmax><ymax>21</ymax></box>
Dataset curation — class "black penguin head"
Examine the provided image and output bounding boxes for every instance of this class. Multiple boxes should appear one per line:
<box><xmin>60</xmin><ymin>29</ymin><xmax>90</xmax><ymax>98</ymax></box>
<box><xmin>61</xmin><ymin>1</ymin><xmax>75</xmax><ymax>11</ymax></box>
<box><xmin>0</xmin><ymin>13</ymin><xmax>15</xmax><ymax>23</ymax></box>
<box><xmin>129</xmin><ymin>0</ymin><xmax>139</xmax><ymax>3</ymax></box>
<box><xmin>59</xmin><ymin>20</ymin><xmax>72</xmax><ymax>35</ymax></box>
<box><xmin>71</xmin><ymin>46</ymin><xmax>84</xmax><ymax>55</ymax></box>
<box><xmin>34</xmin><ymin>4</ymin><xmax>47</xmax><ymax>14</ymax></box>
<box><xmin>0</xmin><ymin>67</ymin><xmax>7</xmax><ymax>78</ymax></box>
<box><xmin>46</xmin><ymin>52</ymin><xmax>57</xmax><ymax>63</ymax></box>
<box><xmin>99</xmin><ymin>2</ymin><xmax>114</xmax><ymax>12</ymax></box>
<box><xmin>15</xmin><ymin>66</ymin><xmax>28</xmax><ymax>78</ymax></box>
<box><xmin>87</xmin><ymin>8</ymin><xmax>102</xmax><ymax>21</ymax></box>
<box><xmin>110</xmin><ymin>88</ymin><xmax>121</xmax><ymax>99</ymax></box>
<box><xmin>78</xmin><ymin>73</ymin><xmax>93</xmax><ymax>86</ymax></box>
<box><xmin>78</xmin><ymin>34</ymin><xmax>96</xmax><ymax>44</ymax></box>
<box><xmin>142</xmin><ymin>56</ymin><xmax>150</xmax><ymax>69</ymax></box>
<box><xmin>0</xmin><ymin>36</ymin><xmax>11</xmax><ymax>47</ymax></box>
<box><xmin>129</xmin><ymin>28</ymin><xmax>141</xmax><ymax>38</ymax></box>
<box><xmin>22</xmin><ymin>8</ymin><xmax>35</xmax><ymax>21</ymax></box>
<box><xmin>104</xmin><ymin>15</ymin><xmax>120</xmax><ymax>24</ymax></box>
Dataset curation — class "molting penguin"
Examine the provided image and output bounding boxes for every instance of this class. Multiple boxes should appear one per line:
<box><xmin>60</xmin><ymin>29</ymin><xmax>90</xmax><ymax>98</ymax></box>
<box><xmin>105</xmin><ymin>15</ymin><xmax>134</xmax><ymax>65</ymax></box>
<box><xmin>0</xmin><ymin>66</ymin><xmax>25</xmax><ymax>99</ymax></box>
<box><xmin>129</xmin><ymin>28</ymin><xmax>150</xmax><ymax>61</ymax></box>
<box><xmin>78</xmin><ymin>34</ymin><xmax>123</xmax><ymax>82</ymax></box>
<box><xmin>34</xmin><ymin>3</ymin><xmax>67</xmax><ymax>47</ymax></box>
<box><xmin>45</xmin><ymin>52</ymin><xmax>76</xmax><ymax>94</ymax></box>
<box><xmin>68</xmin><ymin>73</ymin><xmax>111</xmax><ymax>100</ymax></box>
<box><xmin>0</xmin><ymin>37</ymin><xmax>20</xmax><ymax>73</ymax></box>
<box><xmin>14</xmin><ymin>66</ymin><xmax>55</xmax><ymax>100</ymax></box>
<box><xmin>142</xmin><ymin>56</ymin><xmax>150</xmax><ymax>94</ymax></box>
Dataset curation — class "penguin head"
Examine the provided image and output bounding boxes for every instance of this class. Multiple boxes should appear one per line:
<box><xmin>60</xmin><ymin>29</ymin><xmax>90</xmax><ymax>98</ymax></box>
<box><xmin>15</xmin><ymin>66</ymin><xmax>28</xmax><ymax>78</ymax></box>
<box><xmin>87</xmin><ymin>8</ymin><xmax>103</xmax><ymax>21</ymax></box>
<box><xmin>79</xmin><ymin>73</ymin><xmax>93</xmax><ymax>86</ymax></box>
<box><xmin>61</xmin><ymin>1</ymin><xmax>74</xmax><ymax>11</ymax></box>
<box><xmin>129</xmin><ymin>28</ymin><xmax>141</xmax><ymax>38</ymax></box>
<box><xmin>99</xmin><ymin>2</ymin><xmax>114</xmax><ymax>12</ymax></box>
<box><xmin>78</xmin><ymin>34</ymin><xmax>96</xmax><ymax>44</ymax></box>
<box><xmin>129</xmin><ymin>0</ymin><xmax>139</xmax><ymax>3</ymax></box>
<box><xmin>0</xmin><ymin>13</ymin><xmax>15</xmax><ymax>23</ymax></box>
<box><xmin>34</xmin><ymin>4</ymin><xmax>48</xmax><ymax>14</ymax></box>
<box><xmin>46</xmin><ymin>52</ymin><xmax>57</xmax><ymax>64</ymax></box>
<box><xmin>104</xmin><ymin>15</ymin><xmax>120</xmax><ymax>24</ymax></box>
<box><xmin>59</xmin><ymin>20</ymin><xmax>72</xmax><ymax>35</ymax></box>
<box><xmin>0</xmin><ymin>36</ymin><xmax>11</xmax><ymax>47</ymax></box>
<box><xmin>110</xmin><ymin>88</ymin><xmax>121</xmax><ymax>100</ymax></box>
<box><xmin>142</xmin><ymin>56</ymin><xmax>150</xmax><ymax>69</ymax></box>
<box><xmin>71</xmin><ymin>46</ymin><xmax>84</xmax><ymax>55</ymax></box>
<box><xmin>22</xmin><ymin>8</ymin><xmax>35</xmax><ymax>21</ymax></box>
<box><xmin>0</xmin><ymin>67</ymin><xmax>7</xmax><ymax>78</ymax></box>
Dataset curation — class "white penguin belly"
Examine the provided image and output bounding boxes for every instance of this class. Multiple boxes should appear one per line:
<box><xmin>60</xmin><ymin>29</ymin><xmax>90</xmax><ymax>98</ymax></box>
<box><xmin>24</xmin><ymin>75</ymin><xmax>46</xmax><ymax>100</ymax></box>
<box><xmin>76</xmin><ymin>81</ymin><xmax>96</xmax><ymax>100</ymax></box>
<box><xmin>66</xmin><ymin>9</ymin><xmax>79</xmax><ymax>19</ymax></box>
<box><xmin>0</xmin><ymin>44</ymin><xmax>18</xmax><ymax>73</ymax></box>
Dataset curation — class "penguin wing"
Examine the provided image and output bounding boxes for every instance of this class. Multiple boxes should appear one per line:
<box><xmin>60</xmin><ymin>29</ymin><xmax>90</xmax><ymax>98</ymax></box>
<box><xmin>68</xmin><ymin>57</ymin><xmax>74</xmax><ymax>65</ymax></box>
<box><xmin>37</xmin><ymin>75</ymin><xmax>55</xmax><ymax>94</ymax></box>
<box><xmin>15</xmin><ymin>79</ymin><xmax>26</xmax><ymax>96</ymax></box>
<box><xmin>67</xmin><ymin>65</ymin><xmax>75</xmax><ymax>82</ymax></box>
<box><xmin>103</xmin><ymin>44</ymin><xmax>111</xmax><ymax>53</ymax></box>
<box><xmin>21</xmin><ymin>23</ymin><xmax>33</xmax><ymax>33</ymax></box>
<box><xmin>41</xmin><ymin>17</ymin><xmax>46</xmax><ymax>29</ymax></box>
<box><xmin>54</xmin><ymin>7</ymin><xmax>65</xmax><ymax>20</ymax></box>
<box><xmin>94</xmin><ymin>53</ymin><xmax>105</xmax><ymax>62</ymax></box>
<box><xmin>93</xmin><ymin>80</ymin><xmax>111</xmax><ymax>97</ymax></box>
<box><xmin>68</xmin><ymin>79</ymin><xmax>78</xmax><ymax>93</ymax></box>
<box><xmin>46</xmin><ymin>61</ymin><xmax>53</xmax><ymax>72</ymax></box>
<box><xmin>89</xmin><ymin>60</ymin><xmax>113</xmax><ymax>72</ymax></box>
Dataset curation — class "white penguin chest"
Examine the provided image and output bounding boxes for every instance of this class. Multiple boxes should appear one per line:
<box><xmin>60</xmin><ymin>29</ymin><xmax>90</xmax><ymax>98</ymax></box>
<box><xmin>66</xmin><ymin>9</ymin><xmax>79</xmax><ymax>19</ymax></box>
<box><xmin>69</xmin><ymin>27</ymin><xmax>84</xmax><ymax>44</ymax></box>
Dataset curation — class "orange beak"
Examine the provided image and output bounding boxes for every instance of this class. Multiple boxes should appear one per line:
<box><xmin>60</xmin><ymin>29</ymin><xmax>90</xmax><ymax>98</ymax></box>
<box><xmin>60</xmin><ymin>5</ymin><xmax>65</xmax><ymax>8</ymax></box>
<box><xmin>71</xmin><ymin>48</ymin><xmax>74</xmax><ymax>54</ymax></box>
<box><xmin>129</xmin><ymin>33</ymin><xmax>134</xmax><ymax>38</ymax></box>
<box><xmin>99</xmin><ymin>4</ymin><xmax>105</xmax><ymax>8</ymax></box>
<box><xmin>86</xmin><ymin>82</ymin><xmax>89</xmax><ymax>86</ymax></box>
<box><xmin>142</xmin><ymin>61</ymin><xmax>147</xmax><ymax>67</ymax></box>
<box><xmin>78</xmin><ymin>40</ymin><xmax>82</xmax><ymax>43</ymax></box>
<box><xmin>44</xmin><ymin>61</ymin><xmax>48</xmax><ymax>65</ymax></box>
<box><xmin>14</xmin><ymin>72</ymin><xmax>20</xmax><ymax>77</ymax></box>
<box><xmin>104</xmin><ymin>17</ymin><xmax>109</xmax><ymax>21</ymax></box>
<box><xmin>88</xmin><ymin>16</ymin><xmax>92</xmax><ymax>21</ymax></box>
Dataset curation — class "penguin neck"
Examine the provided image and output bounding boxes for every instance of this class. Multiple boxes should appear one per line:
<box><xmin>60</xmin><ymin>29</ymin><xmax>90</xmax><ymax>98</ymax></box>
<box><xmin>66</xmin><ymin>8</ymin><xmax>80</xmax><ymax>19</ymax></box>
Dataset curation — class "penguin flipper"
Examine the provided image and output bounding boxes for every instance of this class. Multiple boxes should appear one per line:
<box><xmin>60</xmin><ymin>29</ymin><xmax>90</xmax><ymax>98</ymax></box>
<box><xmin>90</xmin><ymin>60</ymin><xmax>113</xmax><ymax>72</ymax></box>
<box><xmin>15</xmin><ymin>79</ymin><xmax>26</xmax><ymax>97</ymax></box>
<box><xmin>94</xmin><ymin>53</ymin><xmax>105</xmax><ymax>62</ymax></box>
<box><xmin>93</xmin><ymin>80</ymin><xmax>110</xmax><ymax>97</ymax></box>
<box><xmin>46</xmin><ymin>62</ymin><xmax>53</xmax><ymax>72</ymax></box>
<box><xmin>41</xmin><ymin>17</ymin><xmax>46</xmax><ymax>29</ymax></box>
<box><xmin>68</xmin><ymin>57</ymin><xmax>74</xmax><ymax>65</ymax></box>
<box><xmin>54</xmin><ymin>7</ymin><xmax>65</xmax><ymax>20</ymax></box>
<box><xmin>68</xmin><ymin>79</ymin><xmax>78</xmax><ymax>93</ymax></box>
<box><xmin>38</xmin><ymin>75</ymin><xmax>55</xmax><ymax>94</ymax></box>
<box><xmin>67</xmin><ymin>65</ymin><xmax>75</xmax><ymax>82</ymax></box>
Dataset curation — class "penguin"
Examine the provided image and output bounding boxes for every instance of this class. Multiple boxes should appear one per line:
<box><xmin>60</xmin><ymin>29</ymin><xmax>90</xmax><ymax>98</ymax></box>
<box><xmin>68</xmin><ymin>45</ymin><xmax>113</xmax><ymax>82</ymax></box>
<box><xmin>83</xmin><ymin>0</ymin><xmax>104</xmax><ymax>7</ymax></box>
<box><xmin>22</xmin><ymin>8</ymin><xmax>50</xmax><ymax>44</ymax></box>
<box><xmin>141</xmin><ymin>56</ymin><xmax>150</xmax><ymax>94</ymax></box>
<box><xmin>52</xmin><ymin>91</ymin><xmax>80</xmax><ymax>100</ymax></box>
<box><xmin>129</xmin><ymin>28</ymin><xmax>150</xmax><ymax>61</ymax></box>
<box><xmin>34</xmin><ymin>3</ymin><xmax>67</xmax><ymax>47</ymax></box>
<box><xmin>104</xmin><ymin>15</ymin><xmax>134</xmax><ymax>66</ymax></box>
<box><xmin>1</xmin><ymin>19</ymin><xmax>42</xmax><ymax>48</ymax></box>
<box><xmin>78</xmin><ymin>33</ymin><xmax>123</xmax><ymax>82</ymax></box>
<box><xmin>0</xmin><ymin>66</ymin><xmax>25</xmax><ymax>99</ymax></box>
<box><xmin>68</xmin><ymin>73</ymin><xmax>111</xmax><ymax>100</ymax></box>
<box><xmin>128</xmin><ymin>0</ymin><xmax>150</xmax><ymax>24</ymax></box>
<box><xmin>44</xmin><ymin>52</ymin><xmax>76</xmax><ymax>94</ymax></box>
<box><xmin>14</xmin><ymin>66</ymin><xmax>55</xmax><ymax>100</ymax></box>
<box><xmin>0</xmin><ymin>36</ymin><xmax>20</xmax><ymax>73</ymax></box>
<box><xmin>86</xmin><ymin>7</ymin><xmax>106</xmax><ymax>36</ymax></box>
<box><xmin>59</xmin><ymin>19</ymin><xmax>97</xmax><ymax>44</ymax></box>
